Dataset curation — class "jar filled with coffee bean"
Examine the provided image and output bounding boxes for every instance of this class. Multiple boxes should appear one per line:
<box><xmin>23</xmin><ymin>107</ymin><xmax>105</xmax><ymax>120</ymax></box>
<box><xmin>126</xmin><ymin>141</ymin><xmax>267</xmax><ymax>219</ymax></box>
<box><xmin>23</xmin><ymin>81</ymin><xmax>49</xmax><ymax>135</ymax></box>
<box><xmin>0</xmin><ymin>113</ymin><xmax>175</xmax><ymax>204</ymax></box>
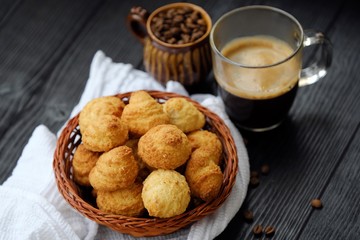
<box><xmin>127</xmin><ymin>3</ymin><xmax>212</xmax><ymax>87</ymax></box>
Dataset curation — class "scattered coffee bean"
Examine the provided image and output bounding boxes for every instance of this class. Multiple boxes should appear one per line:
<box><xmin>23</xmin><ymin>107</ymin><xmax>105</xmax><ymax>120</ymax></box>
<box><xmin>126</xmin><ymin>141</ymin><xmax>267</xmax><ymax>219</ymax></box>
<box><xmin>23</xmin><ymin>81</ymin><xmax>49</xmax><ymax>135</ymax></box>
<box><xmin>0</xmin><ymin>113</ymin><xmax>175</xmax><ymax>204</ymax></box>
<box><xmin>264</xmin><ymin>226</ymin><xmax>276</xmax><ymax>237</ymax></box>
<box><xmin>261</xmin><ymin>164</ymin><xmax>270</xmax><ymax>175</ymax></box>
<box><xmin>250</xmin><ymin>170</ymin><xmax>259</xmax><ymax>178</ymax></box>
<box><xmin>311</xmin><ymin>198</ymin><xmax>323</xmax><ymax>209</ymax></box>
<box><xmin>243</xmin><ymin>210</ymin><xmax>254</xmax><ymax>223</ymax></box>
<box><xmin>150</xmin><ymin>6</ymin><xmax>207</xmax><ymax>44</ymax></box>
<box><xmin>250</xmin><ymin>176</ymin><xmax>260</xmax><ymax>188</ymax></box>
<box><xmin>252</xmin><ymin>224</ymin><xmax>263</xmax><ymax>237</ymax></box>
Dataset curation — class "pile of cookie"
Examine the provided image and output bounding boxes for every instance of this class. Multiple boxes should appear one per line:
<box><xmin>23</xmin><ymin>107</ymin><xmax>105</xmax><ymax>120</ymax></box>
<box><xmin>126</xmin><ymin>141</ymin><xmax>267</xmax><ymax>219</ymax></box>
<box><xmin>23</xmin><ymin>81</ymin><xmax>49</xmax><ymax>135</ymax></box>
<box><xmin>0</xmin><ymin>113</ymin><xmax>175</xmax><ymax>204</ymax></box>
<box><xmin>72</xmin><ymin>90</ymin><xmax>223</xmax><ymax>218</ymax></box>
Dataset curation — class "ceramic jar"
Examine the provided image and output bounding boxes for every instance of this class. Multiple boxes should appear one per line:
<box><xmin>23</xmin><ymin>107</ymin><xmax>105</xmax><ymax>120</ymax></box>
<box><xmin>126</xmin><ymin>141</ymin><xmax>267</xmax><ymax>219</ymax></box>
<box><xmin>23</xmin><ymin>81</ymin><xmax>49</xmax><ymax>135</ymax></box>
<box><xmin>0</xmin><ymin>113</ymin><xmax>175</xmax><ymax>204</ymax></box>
<box><xmin>127</xmin><ymin>3</ymin><xmax>212</xmax><ymax>87</ymax></box>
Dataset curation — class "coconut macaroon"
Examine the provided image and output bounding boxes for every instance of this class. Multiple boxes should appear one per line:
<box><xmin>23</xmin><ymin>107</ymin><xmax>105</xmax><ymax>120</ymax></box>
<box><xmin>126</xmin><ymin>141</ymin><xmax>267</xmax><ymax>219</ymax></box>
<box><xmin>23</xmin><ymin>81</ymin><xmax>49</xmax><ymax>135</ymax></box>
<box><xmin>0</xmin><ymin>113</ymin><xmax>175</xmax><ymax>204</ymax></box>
<box><xmin>185</xmin><ymin>130</ymin><xmax>223</xmax><ymax>201</ymax></box>
<box><xmin>163</xmin><ymin>97</ymin><xmax>206</xmax><ymax>133</ymax></box>
<box><xmin>96</xmin><ymin>182</ymin><xmax>145</xmax><ymax>217</ymax></box>
<box><xmin>121</xmin><ymin>90</ymin><xmax>169</xmax><ymax>137</ymax></box>
<box><xmin>89</xmin><ymin>146</ymin><xmax>138</xmax><ymax>191</ymax></box>
<box><xmin>185</xmin><ymin>148</ymin><xmax>223</xmax><ymax>202</ymax></box>
<box><xmin>125</xmin><ymin>138</ymin><xmax>150</xmax><ymax>181</ymax></box>
<box><xmin>79</xmin><ymin>96</ymin><xmax>128</xmax><ymax>152</ymax></box>
<box><xmin>187</xmin><ymin>130</ymin><xmax>223</xmax><ymax>165</ymax></box>
<box><xmin>142</xmin><ymin>169</ymin><xmax>190</xmax><ymax>218</ymax></box>
<box><xmin>72</xmin><ymin>144</ymin><xmax>101</xmax><ymax>187</ymax></box>
<box><xmin>138</xmin><ymin>124</ymin><xmax>191</xmax><ymax>170</ymax></box>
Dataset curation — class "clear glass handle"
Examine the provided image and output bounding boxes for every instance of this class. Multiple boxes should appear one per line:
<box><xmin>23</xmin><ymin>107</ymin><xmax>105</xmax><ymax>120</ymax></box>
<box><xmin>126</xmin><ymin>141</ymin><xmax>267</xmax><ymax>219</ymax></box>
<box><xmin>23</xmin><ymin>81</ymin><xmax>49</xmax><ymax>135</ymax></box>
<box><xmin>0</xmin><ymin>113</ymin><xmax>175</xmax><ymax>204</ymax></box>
<box><xmin>299</xmin><ymin>30</ymin><xmax>333</xmax><ymax>86</ymax></box>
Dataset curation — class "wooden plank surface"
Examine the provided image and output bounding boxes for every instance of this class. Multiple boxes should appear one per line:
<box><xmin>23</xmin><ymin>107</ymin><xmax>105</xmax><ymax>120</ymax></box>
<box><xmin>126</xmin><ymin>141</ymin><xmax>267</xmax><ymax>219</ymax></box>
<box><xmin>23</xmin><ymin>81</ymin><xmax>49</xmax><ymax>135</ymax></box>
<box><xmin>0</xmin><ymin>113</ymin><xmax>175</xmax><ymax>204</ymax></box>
<box><xmin>0</xmin><ymin>0</ymin><xmax>359</xmax><ymax>239</ymax></box>
<box><xmin>216</xmin><ymin>0</ymin><xmax>360</xmax><ymax>239</ymax></box>
<box><xmin>298</xmin><ymin>1</ymin><xmax>360</xmax><ymax>238</ymax></box>
<box><xmin>0</xmin><ymin>0</ymin><xmax>104</xmax><ymax>182</ymax></box>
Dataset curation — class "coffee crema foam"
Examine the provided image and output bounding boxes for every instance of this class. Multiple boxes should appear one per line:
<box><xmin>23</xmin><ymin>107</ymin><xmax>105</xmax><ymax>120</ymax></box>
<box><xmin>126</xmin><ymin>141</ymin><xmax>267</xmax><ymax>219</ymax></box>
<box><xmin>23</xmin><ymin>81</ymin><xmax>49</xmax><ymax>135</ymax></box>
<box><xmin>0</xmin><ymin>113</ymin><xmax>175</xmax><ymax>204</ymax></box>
<box><xmin>216</xmin><ymin>35</ymin><xmax>301</xmax><ymax>99</ymax></box>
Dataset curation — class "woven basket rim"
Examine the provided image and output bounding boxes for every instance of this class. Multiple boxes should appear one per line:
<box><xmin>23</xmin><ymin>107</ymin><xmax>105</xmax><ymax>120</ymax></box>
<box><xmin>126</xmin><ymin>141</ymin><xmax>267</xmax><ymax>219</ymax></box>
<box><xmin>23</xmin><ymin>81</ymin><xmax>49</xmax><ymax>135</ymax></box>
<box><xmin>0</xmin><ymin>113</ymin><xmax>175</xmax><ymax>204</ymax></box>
<box><xmin>53</xmin><ymin>90</ymin><xmax>239</xmax><ymax>237</ymax></box>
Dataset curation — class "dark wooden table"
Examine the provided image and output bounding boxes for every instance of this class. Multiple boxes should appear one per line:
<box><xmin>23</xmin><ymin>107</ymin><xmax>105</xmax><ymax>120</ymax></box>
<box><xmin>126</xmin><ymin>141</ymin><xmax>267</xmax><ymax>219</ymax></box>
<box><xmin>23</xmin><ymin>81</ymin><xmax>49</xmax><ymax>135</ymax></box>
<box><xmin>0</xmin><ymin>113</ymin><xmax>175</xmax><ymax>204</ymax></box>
<box><xmin>1</xmin><ymin>0</ymin><xmax>359</xmax><ymax>239</ymax></box>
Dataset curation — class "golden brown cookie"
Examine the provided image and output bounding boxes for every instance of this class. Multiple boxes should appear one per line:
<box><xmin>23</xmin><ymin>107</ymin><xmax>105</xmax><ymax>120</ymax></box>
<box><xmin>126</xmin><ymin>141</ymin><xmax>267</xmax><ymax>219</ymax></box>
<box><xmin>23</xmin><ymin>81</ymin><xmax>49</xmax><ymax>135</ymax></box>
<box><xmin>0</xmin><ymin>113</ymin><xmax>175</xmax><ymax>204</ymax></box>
<box><xmin>138</xmin><ymin>124</ymin><xmax>191</xmax><ymax>170</ymax></box>
<box><xmin>185</xmin><ymin>148</ymin><xmax>223</xmax><ymax>201</ymax></box>
<box><xmin>89</xmin><ymin>146</ymin><xmax>138</xmax><ymax>191</ymax></box>
<box><xmin>125</xmin><ymin>138</ymin><xmax>151</xmax><ymax>180</ymax></box>
<box><xmin>142</xmin><ymin>169</ymin><xmax>190</xmax><ymax>218</ymax></box>
<box><xmin>163</xmin><ymin>97</ymin><xmax>205</xmax><ymax>133</ymax></box>
<box><xmin>96</xmin><ymin>182</ymin><xmax>144</xmax><ymax>217</ymax></box>
<box><xmin>72</xmin><ymin>144</ymin><xmax>101</xmax><ymax>187</ymax></box>
<box><xmin>187</xmin><ymin>130</ymin><xmax>223</xmax><ymax>165</ymax></box>
<box><xmin>79</xmin><ymin>96</ymin><xmax>128</xmax><ymax>152</ymax></box>
<box><xmin>79</xmin><ymin>96</ymin><xmax>125</xmax><ymax>122</ymax></box>
<box><xmin>121</xmin><ymin>91</ymin><xmax>169</xmax><ymax>137</ymax></box>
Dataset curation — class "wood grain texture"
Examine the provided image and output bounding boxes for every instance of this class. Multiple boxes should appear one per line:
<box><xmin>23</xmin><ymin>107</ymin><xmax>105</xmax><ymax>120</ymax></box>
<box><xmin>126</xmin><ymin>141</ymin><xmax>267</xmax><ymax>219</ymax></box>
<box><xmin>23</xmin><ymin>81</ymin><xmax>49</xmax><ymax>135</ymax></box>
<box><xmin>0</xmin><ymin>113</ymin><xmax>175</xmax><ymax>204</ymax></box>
<box><xmin>298</xmin><ymin>1</ymin><xmax>360</xmax><ymax>238</ymax></box>
<box><xmin>215</xmin><ymin>0</ymin><xmax>360</xmax><ymax>239</ymax></box>
<box><xmin>298</xmin><ymin>126</ymin><xmax>360</xmax><ymax>239</ymax></box>
<box><xmin>0</xmin><ymin>0</ymin><xmax>359</xmax><ymax>239</ymax></box>
<box><xmin>0</xmin><ymin>0</ymin><xmax>104</xmax><ymax>182</ymax></box>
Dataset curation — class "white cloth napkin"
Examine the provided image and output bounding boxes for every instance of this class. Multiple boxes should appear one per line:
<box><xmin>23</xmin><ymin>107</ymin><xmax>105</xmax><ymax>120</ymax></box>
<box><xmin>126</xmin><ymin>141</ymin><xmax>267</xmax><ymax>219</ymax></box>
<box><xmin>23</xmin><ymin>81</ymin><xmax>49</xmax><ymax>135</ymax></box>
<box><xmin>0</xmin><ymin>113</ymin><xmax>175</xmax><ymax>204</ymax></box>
<box><xmin>0</xmin><ymin>50</ymin><xmax>250</xmax><ymax>240</ymax></box>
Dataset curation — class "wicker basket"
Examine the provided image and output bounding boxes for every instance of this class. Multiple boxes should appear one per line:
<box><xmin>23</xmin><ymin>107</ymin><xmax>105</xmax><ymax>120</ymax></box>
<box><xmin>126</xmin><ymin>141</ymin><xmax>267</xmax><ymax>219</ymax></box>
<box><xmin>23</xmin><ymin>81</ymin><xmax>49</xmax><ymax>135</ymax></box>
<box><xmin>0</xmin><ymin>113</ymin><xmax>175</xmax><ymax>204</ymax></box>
<box><xmin>53</xmin><ymin>91</ymin><xmax>238</xmax><ymax>237</ymax></box>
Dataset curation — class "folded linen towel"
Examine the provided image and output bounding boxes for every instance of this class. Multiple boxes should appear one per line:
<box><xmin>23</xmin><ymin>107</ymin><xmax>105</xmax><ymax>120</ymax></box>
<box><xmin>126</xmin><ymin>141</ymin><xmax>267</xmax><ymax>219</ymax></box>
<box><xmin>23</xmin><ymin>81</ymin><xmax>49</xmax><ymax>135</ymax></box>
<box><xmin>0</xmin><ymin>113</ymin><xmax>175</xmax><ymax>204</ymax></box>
<box><xmin>0</xmin><ymin>50</ymin><xmax>249</xmax><ymax>240</ymax></box>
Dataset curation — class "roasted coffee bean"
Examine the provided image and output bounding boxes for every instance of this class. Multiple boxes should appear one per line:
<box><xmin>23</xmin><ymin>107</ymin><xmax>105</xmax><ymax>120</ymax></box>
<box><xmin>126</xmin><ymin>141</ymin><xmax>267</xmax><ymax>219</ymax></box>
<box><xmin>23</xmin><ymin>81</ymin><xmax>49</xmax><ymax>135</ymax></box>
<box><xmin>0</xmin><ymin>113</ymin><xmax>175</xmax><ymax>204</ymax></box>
<box><xmin>311</xmin><ymin>198</ymin><xmax>323</xmax><ymax>209</ymax></box>
<box><xmin>243</xmin><ymin>210</ymin><xmax>254</xmax><ymax>223</ymax></box>
<box><xmin>252</xmin><ymin>224</ymin><xmax>263</xmax><ymax>236</ymax></box>
<box><xmin>150</xmin><ymin>6</ymin><xmax>207</xmax><ymax>45</ymax></box>
<box><xmin>264</xmin><ymin>226</ymin><xmax>275</xmax><ymax>237</ymax></box>
<box><xmin>170</xmin><ymin>27</ymin><xmax>180</xmax><ymax>35</ymax></box>
<box><xmin>167</xmin><ymin>38</ymin><xmax>176</xmax><ymax>44</ymax></box>
<box><xmin>173</xmin><ymin>15</ymin><xmax>184</xmax><ymax>23</ymax></box>
<box><xmin>250</xmin><ymin>176</ymin><xmax>260</xmax><ymax>188</ymax></box>
<box><xmin>186</xmin><ymin>17</ymin><xmax>194</xmax><ymax>24</ymax></box>
<box><xmin>180</xmin><ymin>23</ymin><xmax>190</xmax><ymax>34</ymax></box>
<box><xmin>250</xmin><ymin>170</ymin><xmax>259</xmax><ymax>178</ymax></box>
<box><xmin>261</xmin><ymin>164</ymin><xmax>270</xmax><ymax>175</ymax></box>
<box><xmin>186</xmin><ymin>22</ymin><xmax>198</xmax><ymax>29</ymax></box>
<box><xmin>163</xmin><ymin>30</ymin><xmax>173</xmax><ymax>39</ymax></box>
<box><xmin>181</xmin><ymin>34</ymin><xmax>190</xmax><ymax>43</ymax></box>
<box><xmin>190</xmin><ymin>11</ymin><xmax>200</xmax><ymax>21</ymax></box>
<box><xmin>166</xmin><ymin>8</ymin><xmax>175</xmax><ymax>17</ymax></box>
<box><xmin>197</xmin><ymin>19</ymin><xmax>206</xmax><ymax>25</ymax></box>
<box><xmin>191</xmin><ymin>30</ymin><xmax>204</xmax><ymax>41</ymax></box>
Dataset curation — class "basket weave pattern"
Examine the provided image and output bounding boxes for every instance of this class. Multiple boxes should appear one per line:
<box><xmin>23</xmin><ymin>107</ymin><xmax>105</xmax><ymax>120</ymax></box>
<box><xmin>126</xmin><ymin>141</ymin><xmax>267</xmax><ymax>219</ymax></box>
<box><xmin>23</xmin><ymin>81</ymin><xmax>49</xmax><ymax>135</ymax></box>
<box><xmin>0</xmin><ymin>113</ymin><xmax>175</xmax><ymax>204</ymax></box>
<box><xmin>53</xmin><ymin>91</ymin><xmax>238</xmax><ymax>237</ymax></box>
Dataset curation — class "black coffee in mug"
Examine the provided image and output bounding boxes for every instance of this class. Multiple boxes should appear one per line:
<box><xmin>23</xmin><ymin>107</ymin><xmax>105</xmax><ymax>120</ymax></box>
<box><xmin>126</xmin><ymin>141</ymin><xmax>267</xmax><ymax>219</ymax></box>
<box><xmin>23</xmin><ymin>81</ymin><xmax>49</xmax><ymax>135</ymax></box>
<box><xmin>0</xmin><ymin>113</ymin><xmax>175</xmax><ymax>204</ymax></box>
<box><xmin>215</xmin><ymin>35</ymin><xmax>300</xmax><ymax>131</ymax></box>
<box><xmin>210</xmin><ymin>6</ymin><xmax>332</xmax><ymax>132</ymax></box>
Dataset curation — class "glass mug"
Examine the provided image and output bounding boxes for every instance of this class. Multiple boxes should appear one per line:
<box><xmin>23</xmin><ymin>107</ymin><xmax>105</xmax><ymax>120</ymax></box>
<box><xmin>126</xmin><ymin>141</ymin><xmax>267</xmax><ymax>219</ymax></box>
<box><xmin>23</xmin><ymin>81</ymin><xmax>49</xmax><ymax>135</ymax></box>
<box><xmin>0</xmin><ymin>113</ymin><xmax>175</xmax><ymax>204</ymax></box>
<box><xmin>210</xmin><ymin>5</ymin><xmax>332</xmax><ymax>132</ymax></box>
